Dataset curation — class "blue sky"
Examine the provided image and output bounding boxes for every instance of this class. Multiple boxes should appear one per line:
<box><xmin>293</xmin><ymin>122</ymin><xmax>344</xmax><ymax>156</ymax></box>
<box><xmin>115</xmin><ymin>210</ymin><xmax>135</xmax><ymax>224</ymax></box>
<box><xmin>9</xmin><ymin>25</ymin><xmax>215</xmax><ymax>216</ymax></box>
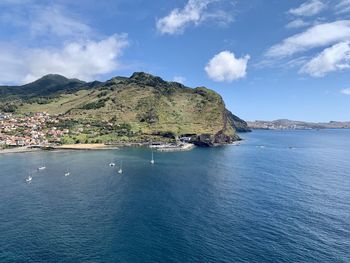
<box><xmin>0</xmin><ymin>0</ymin><xmax>350</xmax><ymax>122</ymax></box>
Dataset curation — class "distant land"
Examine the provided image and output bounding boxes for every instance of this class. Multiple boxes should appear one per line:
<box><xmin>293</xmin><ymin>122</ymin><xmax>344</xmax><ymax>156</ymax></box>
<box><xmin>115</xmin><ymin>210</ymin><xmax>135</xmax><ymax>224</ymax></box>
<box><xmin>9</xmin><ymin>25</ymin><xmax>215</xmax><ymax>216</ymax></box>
<box><xmin>247</xmin><ymin>119</ymin><xmax>350</xmax><ymax>130</ymax></box>
<box><xmin>0</xmin><ymin>72</ymin><xmax>250</xmax><ymax>149</ymax></box>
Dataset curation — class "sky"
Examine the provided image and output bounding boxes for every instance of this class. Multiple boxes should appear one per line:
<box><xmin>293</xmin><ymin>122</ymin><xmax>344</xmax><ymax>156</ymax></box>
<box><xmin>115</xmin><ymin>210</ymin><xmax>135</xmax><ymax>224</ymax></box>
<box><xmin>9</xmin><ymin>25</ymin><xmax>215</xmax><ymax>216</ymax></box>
<box><xmin>0</xmin><ymin>0</ymin><xmax>349</xmax><ymax>122</ymax></box>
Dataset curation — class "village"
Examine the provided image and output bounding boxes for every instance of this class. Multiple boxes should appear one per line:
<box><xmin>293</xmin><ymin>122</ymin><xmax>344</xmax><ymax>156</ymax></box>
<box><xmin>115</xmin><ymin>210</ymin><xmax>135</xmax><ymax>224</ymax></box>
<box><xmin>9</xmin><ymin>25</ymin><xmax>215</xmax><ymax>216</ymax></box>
<box><xmin>0</xmin><ymin>112</ymin><xmax>196</xmax><ymax>151</ymax></box>
<box><xmin>0</xmin><ymin>112</ymin><xmax>69</xmax><ymax>148</ymax></box>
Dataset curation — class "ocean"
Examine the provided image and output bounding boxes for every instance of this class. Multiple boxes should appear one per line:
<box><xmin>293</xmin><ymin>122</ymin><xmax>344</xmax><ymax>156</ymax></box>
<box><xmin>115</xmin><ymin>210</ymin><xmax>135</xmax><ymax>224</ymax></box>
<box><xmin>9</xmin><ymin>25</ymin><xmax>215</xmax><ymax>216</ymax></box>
<box><xmin>0</xmin><ymin>129</ymin><xmax>349</xmax><ymax>262</ymax></box>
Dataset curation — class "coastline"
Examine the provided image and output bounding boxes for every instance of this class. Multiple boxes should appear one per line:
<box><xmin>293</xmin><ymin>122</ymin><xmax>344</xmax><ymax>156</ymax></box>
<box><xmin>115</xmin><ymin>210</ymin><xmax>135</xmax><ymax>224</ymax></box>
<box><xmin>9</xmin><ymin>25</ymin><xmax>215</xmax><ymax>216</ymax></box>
<box><xmin>0</xmin><ymin>147</ymin><xmax>42</xmax><ymax>154</ymax></box>
<box><xmin>0</xmin><ymin>142</ymin><xmax>196</xmax><ymax>154</ymax></box>
<box><xmin>0</xmin><ymin>144</ymin><xmax>119</xmax><ymax>154</ymax></box>
<box><xmin>155</xmin><ymin>143</ymin><xmax>195</xmax><ymax>152</ymax></box>
<box><xmin>54</xmin><ymin>144</ymin><xmax>119</xmax><ymax>150</ymax></box>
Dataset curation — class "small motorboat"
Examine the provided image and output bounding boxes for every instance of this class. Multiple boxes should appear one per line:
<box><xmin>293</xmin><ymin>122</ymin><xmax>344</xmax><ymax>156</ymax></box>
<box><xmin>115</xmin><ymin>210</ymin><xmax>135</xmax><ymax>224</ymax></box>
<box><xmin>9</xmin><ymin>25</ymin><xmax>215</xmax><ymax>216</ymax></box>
<box><xmin>25</xmin><ymin>175</ymin><xmax>32</xmax><ymax>183</ymax></box>
<box><xmin>64</xmin><ymin>172</ymin><xmax>70</xmax><ymax>177</ymax></box>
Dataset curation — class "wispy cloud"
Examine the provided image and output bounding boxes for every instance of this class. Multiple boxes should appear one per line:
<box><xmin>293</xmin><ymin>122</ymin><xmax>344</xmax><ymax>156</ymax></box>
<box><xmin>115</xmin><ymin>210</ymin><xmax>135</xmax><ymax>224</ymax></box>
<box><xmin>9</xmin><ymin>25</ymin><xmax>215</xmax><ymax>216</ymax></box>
<box><xmin>205</xmin><ymin>51</ymin><xmax>250</xmax><ymax>82</ymax></box>
<box><xmin>156</xmin><ymin>0</ymin><xmax>234</xmax><ymax>35</ymax></box>
<box><xmin>266</xmin><ymin>20</ymin><xmax>350</xmax><ymax>58</ymax></box>
<box><xmin>334</xmin><ymin>0</ymin><xmax>350</xmax><ymax>14</ymax></box>
<box><xmin>0</xmin><ymin>3</ymin><xmax>92</xmax><ymax>39</ymax></box>
<box><xmin>288</xmin><ymin>0</ymin><xmax>326</xmax><ymax>17</ymax></box>
<box><xmin>285</xmin><ymin>19</ymin><xmax>310</xmax><ymax>29</ymax></box>
<box><xmin>264</xmin><ymin>18</ymin><xmax>350</xmax><ymax>77</ymax></box>
<box><xmin>340</xmin><ymin>87</ymin><xmax>350</xmax><ymax>95</ymax></box>
<box><xmin>300</xmin><ymin>41</ymin><xmax>350</xmax><ymax>77</ymax></box>
<box><xmin>29</xmin><ymin>6</ymin><xmax>92</xmax><ymax>38</ymax></box>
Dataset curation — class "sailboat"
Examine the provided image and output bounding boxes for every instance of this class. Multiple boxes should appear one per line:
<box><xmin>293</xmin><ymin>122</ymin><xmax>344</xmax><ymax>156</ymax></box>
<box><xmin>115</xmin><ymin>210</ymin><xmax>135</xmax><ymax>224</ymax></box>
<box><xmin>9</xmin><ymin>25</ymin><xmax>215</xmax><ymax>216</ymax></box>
<box><xmin>150</xmin><ymin>151</ymin><xmax>155</xmax><ymax>164</ymax></box>
<box><xmin>38</xmin><ymin>159</ymin><xmax>46</xmax><ymax>170</ymax></box>
<box><xmin>118</xmin><ymin>160</ymin><xmax>123</xmax><ymax>174</ymax></box>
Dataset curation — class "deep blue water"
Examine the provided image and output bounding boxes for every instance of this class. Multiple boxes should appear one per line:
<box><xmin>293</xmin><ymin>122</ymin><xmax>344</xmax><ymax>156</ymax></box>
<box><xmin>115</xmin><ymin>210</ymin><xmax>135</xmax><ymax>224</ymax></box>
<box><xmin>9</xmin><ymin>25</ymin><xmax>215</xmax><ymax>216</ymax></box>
<box><xmin>0</xmin><ymin>130</ymin><xmax>349</xmax><ymax>263</ymax></box>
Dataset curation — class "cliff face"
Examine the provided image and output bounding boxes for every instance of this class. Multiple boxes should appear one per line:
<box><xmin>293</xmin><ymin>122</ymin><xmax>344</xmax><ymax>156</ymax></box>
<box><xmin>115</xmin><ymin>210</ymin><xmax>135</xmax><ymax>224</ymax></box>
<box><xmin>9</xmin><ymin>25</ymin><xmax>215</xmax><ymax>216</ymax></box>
<box><xmin>0</xmin><ymin>72</ymin><xmax>249</xmax><ymax>145</ymax></box>
<box><xmin>226</xmin><ymin>110</ymin><xmax>251</xmax><ymax>132</ymax></box>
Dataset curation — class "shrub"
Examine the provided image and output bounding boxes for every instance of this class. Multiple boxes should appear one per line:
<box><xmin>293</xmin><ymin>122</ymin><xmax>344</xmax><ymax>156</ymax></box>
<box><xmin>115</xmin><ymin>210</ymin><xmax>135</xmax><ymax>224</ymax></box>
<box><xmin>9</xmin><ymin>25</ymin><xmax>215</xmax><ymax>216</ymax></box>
<box><xmin>81</xmin><ymin>99</ymin><xmax>108</xmax><ymax>110</ymax></box>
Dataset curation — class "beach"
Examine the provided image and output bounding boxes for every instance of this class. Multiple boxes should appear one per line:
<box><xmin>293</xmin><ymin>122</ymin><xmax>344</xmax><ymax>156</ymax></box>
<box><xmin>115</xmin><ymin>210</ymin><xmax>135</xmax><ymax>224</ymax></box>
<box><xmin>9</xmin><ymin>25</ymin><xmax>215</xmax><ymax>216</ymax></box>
<box><xmin>54</xmin><ymin>144</ymin><xmax>119</xmax><ymax>150</ymax></box>
<box><xmin>0</xmin><ymin>147</ymin><xmax>42</xmax><ymax>154</ymax></box>
<box><xmin>0</xmin><ymin>144</ymin><xmax>118</xmax><ymax>154</ymax></box>
<box><xmin>0</xmin><ymin>142</ymin><xmax>196</xmax><ymax>154</ymax></box>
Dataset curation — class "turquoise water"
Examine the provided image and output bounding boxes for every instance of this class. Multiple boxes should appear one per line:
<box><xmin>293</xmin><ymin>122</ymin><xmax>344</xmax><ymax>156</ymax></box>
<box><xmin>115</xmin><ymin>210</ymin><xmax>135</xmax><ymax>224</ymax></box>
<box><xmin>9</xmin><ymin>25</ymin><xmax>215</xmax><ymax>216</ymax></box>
<box><xmin>0</xmin><ymin>130</ymin><xmax>349</xmax><ymax>262</ymax></box>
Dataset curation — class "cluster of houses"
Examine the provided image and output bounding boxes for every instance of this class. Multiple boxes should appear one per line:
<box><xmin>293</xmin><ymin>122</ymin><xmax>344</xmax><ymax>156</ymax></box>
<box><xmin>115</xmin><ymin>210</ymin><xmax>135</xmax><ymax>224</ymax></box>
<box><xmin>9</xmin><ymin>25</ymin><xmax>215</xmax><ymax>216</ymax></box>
<box><xmin>0</xmin><ymin>112</ymin><xmax>69</xmax><ymax>148</ymax></box>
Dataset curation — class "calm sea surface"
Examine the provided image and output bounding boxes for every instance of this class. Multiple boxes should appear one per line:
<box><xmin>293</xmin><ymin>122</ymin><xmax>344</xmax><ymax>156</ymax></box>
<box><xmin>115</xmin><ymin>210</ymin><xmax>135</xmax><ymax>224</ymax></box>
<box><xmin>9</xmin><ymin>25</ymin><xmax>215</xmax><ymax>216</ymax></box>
<box><xmin>0</xmin><ymin>130</ymin><xmax>349</xmax><ymax>262</ymax></box>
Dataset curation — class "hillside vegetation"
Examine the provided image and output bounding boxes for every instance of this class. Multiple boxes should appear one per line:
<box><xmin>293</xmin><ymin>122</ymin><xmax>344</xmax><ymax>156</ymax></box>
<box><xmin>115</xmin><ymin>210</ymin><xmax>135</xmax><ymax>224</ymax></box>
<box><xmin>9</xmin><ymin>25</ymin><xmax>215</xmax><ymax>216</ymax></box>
<box><xmin>0</xmin><ymin>72</ymin><xmax>250</xmax><ymax>145</ymax></box>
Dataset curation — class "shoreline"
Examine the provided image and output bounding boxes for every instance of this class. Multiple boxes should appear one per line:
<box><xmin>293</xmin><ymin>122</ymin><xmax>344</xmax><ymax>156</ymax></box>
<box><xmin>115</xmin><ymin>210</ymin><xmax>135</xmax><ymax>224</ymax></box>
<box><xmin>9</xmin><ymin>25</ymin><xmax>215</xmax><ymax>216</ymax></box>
<box><xmin>0</xmin><ymin>144</ymin><xmax>119</xmax><ymax>154</ymax></box>
<box><xmin>0</xmin><ymin>142</ymin><xmax>196</xmax><ymax>154</ymax></box>
<box><xmin>154</xmin><ymin>143</ymin><xmax>195</xmax><ymax>152</ymax></box>
<box><xmin>54</xmin><ymin>144</ymin><xmax>119</xmax><ymax>150</ymax></box>
<box><xmin>0</xmin><ymin>147</ymin><xmax>42</xmax><ymax>154</ymax></box>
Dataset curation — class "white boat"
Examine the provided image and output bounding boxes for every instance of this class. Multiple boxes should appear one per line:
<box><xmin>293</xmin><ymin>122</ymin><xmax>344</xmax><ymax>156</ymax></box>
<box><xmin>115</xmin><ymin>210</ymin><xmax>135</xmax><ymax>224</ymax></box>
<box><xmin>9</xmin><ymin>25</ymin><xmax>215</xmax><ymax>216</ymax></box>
<box><xmin>64</xmin><ymin>172</ymin><xmax>70</xmax><ymax>176</ymax></box>
<box><xmin>25</xmin><ymin>175</ymin><xmax>32</xmax><ymax>182</ymax></box>
<box><xmin>38</xmin><ymin>165</ymin><xmax>46</xmax><ymax>170</ymax></box>
<box><xmin>109</xmin><ymin>162</ymin><xmax>115</xmax><ymax>167</ymax></box>
<box><xmin>118</xmin><ymin>161</ymin><xmax>123</xmax><ymax>174</ymax></box>
<box><xmin>38</xmin><ymin>158</ymin><xmax>46</xmax><ymax>170</ymax></box>
<box><xmin>150</xmin><ymin>151</ymin><xmax>155</xmax><ymax>164</ymax></box>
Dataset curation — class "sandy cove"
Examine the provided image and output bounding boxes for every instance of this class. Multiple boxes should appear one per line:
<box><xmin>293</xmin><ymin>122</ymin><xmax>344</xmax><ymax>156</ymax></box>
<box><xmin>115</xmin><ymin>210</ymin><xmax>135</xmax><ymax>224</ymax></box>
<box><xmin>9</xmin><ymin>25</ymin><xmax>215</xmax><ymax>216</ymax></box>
<box><xmin>1</xmin><ymin>142</ymin><xmax>196</xmax><ymax>154</ymax></box>
<box><xmin>0</xmin><ymin>144</ymin><xmax>119</xmax><ymax>154</ymax></box>
<box><xmin>54</xmin><ymin>144</ymin><xmax>119</xmax><ymax>150</ymax></box>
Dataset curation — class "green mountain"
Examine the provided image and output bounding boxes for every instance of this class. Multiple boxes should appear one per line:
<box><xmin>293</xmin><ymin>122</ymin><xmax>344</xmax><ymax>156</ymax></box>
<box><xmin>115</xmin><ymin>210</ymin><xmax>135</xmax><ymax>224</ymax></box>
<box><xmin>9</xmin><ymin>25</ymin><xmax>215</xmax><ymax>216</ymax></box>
<box><xmin>0</xmin><ymin>72</ymin><xmax>250</xmax><ymax>146</ymax></box>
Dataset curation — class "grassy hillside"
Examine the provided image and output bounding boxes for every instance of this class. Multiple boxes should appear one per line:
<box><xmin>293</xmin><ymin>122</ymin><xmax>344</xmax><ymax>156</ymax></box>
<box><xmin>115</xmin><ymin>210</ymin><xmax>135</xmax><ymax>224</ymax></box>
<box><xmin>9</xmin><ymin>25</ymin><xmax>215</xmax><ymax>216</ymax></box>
<box><xmin>1</xmin><ymin>72</ymin><xmax>248</xmax><ymax>145</ymax></box>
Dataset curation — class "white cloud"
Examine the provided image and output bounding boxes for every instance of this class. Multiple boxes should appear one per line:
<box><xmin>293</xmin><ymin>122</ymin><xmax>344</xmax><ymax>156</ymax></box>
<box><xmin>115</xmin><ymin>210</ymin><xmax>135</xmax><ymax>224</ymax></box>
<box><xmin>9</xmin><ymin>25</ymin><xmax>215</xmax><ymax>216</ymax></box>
<box><xmin>300</xmin><ymin>42</ymin><xmax>350</xmax><ymax>77</ymax></box>
<box><xmin>266</xmin><ymin>20</ymin><xmax>350</xmax><ymax>58</ymax></box>
<box><xmin>156</xmin><ymin>0</ymin><xmax>234</xmax><ymax>35</ymax></box>
<box><xmin>173</xmin><ymin>76</ymin><xmax>186</xmax><ymax>84</ymax></box>
<box><xmin>0</xmin><ymin>2</ymin><xmax>131</xmax><ymax>85</ymax></box>
<box><xmin>200</xmin><ymin>9</ymin><xmax>234</xmax><ymax>26</ymax></box>
<box><xmin>288</xmin><ymin>0</ymin><xmax>326</xmax><ymax>17</ymax></box>
<box><xmin>0</xmin><ymin>34</ymin><xmax>129</xmax><ymax>84</ymax></box>
<box><xmin>205</xmin><ymin>51</ymin><xmax>250</xmax><ymax>82</ymax></box>
<box><xmin>286</xmin><ymin>19</ymin><xmax>309</xmax><ymax>29</ymax></box>
<box><xmin>340</xmin><ymin>87</ymin><xmax>350</xmax><ymax>95</ymax></box>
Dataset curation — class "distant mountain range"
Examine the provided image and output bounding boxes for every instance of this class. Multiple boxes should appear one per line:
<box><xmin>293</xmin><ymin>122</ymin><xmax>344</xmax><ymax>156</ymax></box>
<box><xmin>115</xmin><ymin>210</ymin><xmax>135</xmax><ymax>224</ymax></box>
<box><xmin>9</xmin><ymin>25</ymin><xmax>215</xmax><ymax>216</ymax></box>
<box><xmin>247</xmin><ymin>119</ymin><xmax>350</xmax><ymax>130</ymax></box>
<box><xmin>0</xmin><ymin>73</ymin><xmax>250</xmax><ymax>146</ymax></box>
